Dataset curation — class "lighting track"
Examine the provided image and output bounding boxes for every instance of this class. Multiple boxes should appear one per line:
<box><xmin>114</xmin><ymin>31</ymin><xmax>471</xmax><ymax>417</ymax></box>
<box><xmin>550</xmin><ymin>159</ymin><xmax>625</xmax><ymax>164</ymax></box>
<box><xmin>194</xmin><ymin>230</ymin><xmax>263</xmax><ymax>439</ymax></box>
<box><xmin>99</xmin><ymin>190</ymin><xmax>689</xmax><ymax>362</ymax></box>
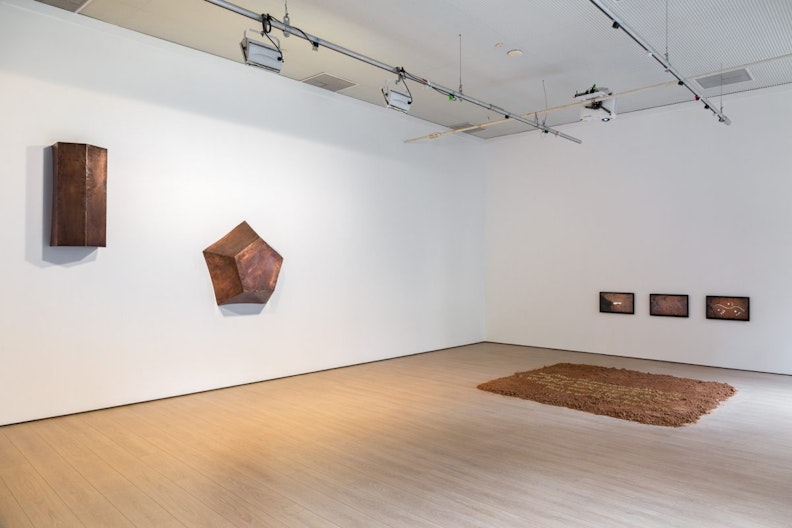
<box><xmin>409</xmin><ymin>48</ymin><xmax>788</xmax><ymax>143</ymax></box>
<box><xmin>406</xmin><ymin>80</ymin><xmax>678</xmax><ymax>143</ymax></box>
<box><xmin>203</xmin><ymin>0</ymin><xmax>582</xmax><ymax>144</ymax></box>
<box><xmin>587</xmin><ymin>0</ymin><xmax>731</xmax><ymax>125</ymax></box>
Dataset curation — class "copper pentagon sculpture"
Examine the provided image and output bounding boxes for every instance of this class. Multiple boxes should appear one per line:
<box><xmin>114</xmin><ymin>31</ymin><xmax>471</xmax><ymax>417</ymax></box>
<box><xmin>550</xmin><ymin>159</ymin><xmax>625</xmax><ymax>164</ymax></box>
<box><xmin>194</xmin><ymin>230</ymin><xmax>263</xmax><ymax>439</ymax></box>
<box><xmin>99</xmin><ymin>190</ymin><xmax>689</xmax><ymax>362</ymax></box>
<box><xmin>203</xmin><ymin>221</ymin><xmax>283</xmax><ymax>305</ymax></box>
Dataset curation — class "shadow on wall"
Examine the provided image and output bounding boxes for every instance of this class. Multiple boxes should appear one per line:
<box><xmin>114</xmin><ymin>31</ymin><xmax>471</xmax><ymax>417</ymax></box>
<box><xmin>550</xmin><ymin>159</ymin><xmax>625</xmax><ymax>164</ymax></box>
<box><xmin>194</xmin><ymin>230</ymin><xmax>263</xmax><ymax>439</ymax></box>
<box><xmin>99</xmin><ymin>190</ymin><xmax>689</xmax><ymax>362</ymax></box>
<box><xmin>220</xmin><ymin>305</ymin><xmax>265</xmax><ymax>316</ymax></box>
<box><xmin>216</xmin><ymin>277</ymin><xmax>284</xmax><ymax>317</ymax></box>
<box><xmin>25</xmin><ymin>145</ymin><xmax>97</xmax><ymax>267</ymax></box>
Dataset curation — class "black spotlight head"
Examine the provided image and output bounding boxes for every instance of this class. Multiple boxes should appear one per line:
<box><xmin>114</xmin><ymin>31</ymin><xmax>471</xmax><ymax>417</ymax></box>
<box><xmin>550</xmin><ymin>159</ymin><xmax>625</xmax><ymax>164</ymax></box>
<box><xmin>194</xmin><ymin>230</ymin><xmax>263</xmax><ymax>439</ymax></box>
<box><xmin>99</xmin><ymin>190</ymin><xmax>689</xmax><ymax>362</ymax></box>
<box><xmin>704</xmin><ymin>104</ymin><xmax>710</xmax><ymax>110</ymax></box>
<box><xmin>612</xmin><ymin>21</ymin><xmax>620</xmax><ymax>29</ymax></box>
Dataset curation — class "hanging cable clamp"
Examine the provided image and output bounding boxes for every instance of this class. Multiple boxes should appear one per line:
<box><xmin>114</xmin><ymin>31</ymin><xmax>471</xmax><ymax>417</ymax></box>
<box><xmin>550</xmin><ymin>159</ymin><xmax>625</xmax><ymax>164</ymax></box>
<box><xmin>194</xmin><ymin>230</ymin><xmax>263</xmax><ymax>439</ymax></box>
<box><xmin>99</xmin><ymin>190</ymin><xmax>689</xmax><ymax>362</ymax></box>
<box><xmin>261</xmin><ymin>14</ymin><xmax>272</xmax><ymax>35</ymax></box>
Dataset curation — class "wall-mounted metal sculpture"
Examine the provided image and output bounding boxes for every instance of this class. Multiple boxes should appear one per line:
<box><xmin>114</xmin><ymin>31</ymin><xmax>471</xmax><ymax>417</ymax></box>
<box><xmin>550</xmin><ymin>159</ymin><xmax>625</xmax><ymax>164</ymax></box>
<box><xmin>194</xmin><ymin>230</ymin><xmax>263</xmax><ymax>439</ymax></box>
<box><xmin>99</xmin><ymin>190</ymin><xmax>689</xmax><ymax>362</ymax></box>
<box><xmin>50</xmin><ymin>142</ymin><xmax>107</xmax><ymax>246</ymax></box>
<box><xmin>203</xmin><ymin>221</ymin><xmax>283</xmax><ymax>305</ymax></box>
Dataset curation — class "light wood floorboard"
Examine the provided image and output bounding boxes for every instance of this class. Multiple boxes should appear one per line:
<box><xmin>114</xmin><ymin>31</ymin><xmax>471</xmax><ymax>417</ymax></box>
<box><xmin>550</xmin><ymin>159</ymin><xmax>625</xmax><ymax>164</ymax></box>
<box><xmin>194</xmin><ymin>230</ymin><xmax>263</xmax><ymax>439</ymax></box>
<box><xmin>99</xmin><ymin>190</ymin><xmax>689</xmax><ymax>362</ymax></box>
<box><xmin>1</xmin><ymin>343</ymin><xmax>791</xmax><ymax>527</ymax></box>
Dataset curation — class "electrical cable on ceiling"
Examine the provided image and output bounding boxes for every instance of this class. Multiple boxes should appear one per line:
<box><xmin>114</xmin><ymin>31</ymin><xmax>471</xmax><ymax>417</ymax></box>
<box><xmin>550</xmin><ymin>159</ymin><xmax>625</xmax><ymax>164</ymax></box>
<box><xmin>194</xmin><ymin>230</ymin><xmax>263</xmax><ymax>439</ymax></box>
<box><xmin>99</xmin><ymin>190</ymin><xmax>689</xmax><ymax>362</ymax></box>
<box><xmin>458</xmin><ymin>33</ymin><xmax>464</xmax><ymax>96</ymax></box>
<box><xmin>542</xmin><ymin>80</ymin><xmax>549</xmax><ymax>127</ymax></box>
<box><xmin>720</xmin><ymin>62</ymin><xmax>724</xmax><ymax>115</ymax></box>
<box><xmin>259</xmin><ymin>14</ymin><xmax>281</xmax><ymax>54</ymax></box>
<box><xmin>665</xmin><ymin>0</ymin><xmax>669</xmax><ymax>63</ymax></box>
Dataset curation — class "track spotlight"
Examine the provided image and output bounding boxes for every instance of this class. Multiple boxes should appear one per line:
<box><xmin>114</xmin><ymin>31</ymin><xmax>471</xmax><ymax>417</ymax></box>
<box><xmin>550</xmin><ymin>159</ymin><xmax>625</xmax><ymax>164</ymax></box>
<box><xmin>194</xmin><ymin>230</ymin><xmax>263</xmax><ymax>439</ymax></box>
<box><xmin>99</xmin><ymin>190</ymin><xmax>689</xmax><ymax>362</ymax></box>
<box><xmin>382</xmin><ymin>72</ymin><xmax>413</xmax><ymax>113</ymax></box>
<box><xmin>383</xmin><ymin>87</ymin><xmax>412</xmax><ymax>112</ymax></box>
<box><xmin>206</xmin><ymin>0</ymin><xmax>583</xmax><ymax>143</ymax></box>
<box><xmin>612</xmin><ymin>21</ymin><xmax>620</xmax><ymax>29</ymax></box>
<box><xmin>241</xmin><ymin>30</ymin><xmax>283</xmax><ymax>72</ymax></box>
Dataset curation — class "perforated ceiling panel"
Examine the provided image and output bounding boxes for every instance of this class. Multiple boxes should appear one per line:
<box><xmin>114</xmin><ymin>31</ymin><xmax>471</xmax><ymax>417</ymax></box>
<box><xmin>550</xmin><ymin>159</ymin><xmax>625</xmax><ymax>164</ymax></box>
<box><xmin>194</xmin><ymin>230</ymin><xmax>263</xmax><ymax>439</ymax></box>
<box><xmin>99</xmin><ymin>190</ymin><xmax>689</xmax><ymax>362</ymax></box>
<box><xmin>598</xmin><ymin>0</ymin><xmax>792</xmax><ymax>96</ymax></box>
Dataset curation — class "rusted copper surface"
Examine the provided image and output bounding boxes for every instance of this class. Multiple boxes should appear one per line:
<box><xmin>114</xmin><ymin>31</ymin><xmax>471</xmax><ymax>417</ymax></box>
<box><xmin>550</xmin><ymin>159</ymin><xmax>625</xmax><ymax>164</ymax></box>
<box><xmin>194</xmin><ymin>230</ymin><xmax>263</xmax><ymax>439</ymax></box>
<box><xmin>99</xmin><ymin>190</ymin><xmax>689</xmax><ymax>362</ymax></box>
<box><xmin>203</xmin><ymin>221</ymin><xmax>283</xmax><ymax>305</ymax></box>
<box><xmin>50</xmin><ymin>142</ymin><xmax>107</xmax><ymax>247</ymax></box>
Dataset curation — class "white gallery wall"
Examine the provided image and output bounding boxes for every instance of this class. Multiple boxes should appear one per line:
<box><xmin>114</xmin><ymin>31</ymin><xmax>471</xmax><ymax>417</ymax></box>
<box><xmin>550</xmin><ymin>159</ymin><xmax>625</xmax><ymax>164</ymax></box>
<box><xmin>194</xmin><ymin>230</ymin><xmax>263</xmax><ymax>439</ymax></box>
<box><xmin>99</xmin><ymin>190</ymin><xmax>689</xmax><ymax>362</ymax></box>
<box><xmin>0</xmin><ymin>0</ymin><xmax>486</xmax><ymax>425</ymax></box>
<box><xmin>485</xmin><ymin>84</ymin><xmax>792</xmax><ymax>375</ymax></box>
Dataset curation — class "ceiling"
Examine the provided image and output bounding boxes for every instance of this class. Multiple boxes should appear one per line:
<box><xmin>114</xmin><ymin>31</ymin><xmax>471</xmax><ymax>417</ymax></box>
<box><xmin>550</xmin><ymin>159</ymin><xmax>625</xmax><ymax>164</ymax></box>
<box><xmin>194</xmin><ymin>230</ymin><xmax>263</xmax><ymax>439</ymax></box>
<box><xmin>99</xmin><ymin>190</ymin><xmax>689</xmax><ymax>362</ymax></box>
<box><xmin>36</xmin><ymin>0</ymin><xmax>792</xmax><ymax>141</ymax></box>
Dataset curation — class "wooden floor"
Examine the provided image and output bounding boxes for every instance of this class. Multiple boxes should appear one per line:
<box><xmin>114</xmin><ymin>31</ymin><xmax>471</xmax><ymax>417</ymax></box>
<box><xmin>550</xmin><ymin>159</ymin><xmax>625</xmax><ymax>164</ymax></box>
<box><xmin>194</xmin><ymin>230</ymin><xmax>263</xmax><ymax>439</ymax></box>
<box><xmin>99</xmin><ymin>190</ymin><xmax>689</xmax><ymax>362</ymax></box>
<box><xmin>1</xmin><ymin>343</ymin><xmax>791</xmax><ymax>527</ymax></box>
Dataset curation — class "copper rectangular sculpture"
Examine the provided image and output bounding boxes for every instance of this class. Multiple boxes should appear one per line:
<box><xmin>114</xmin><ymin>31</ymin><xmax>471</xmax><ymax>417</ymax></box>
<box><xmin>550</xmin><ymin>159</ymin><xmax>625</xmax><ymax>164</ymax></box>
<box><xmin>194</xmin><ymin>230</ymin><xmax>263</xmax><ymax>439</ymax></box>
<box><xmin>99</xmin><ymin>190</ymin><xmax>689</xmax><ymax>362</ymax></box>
<box><xmin>50</xmin><ymin>142</ymin><xmax>107</xmax><ymax>246</ymax></box>
<box><xmin>203</xmin><ymin>221</ymin><xmax>283</xmax><ymax>305</ymax></box>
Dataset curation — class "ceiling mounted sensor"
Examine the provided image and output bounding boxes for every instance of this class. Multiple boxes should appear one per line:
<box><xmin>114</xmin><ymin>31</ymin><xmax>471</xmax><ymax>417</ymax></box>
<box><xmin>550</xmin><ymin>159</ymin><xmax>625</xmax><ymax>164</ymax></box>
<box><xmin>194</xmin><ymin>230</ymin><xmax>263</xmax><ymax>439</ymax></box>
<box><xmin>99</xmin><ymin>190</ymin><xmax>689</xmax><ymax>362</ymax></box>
<box><xmin>302</xmin><ymin>73</ymin><xmax>357</xmax><ymax>92</ymax></box>
<box><xmin>695</xmin><ymin>68</ymin><xmax>753</xmax><ymax>89</ymax></box>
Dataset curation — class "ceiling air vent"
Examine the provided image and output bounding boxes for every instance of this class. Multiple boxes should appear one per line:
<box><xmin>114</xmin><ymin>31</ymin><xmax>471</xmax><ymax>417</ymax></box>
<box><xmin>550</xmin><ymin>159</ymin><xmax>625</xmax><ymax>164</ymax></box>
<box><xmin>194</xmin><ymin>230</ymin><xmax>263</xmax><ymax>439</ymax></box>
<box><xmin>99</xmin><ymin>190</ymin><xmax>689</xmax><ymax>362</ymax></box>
<box><xmin>695</xmin><ymin>68</ymin><xmax>753</xmax><ymax>89</ymax></box>
<box><xmin>34</xmin><ymin>0</ymin><xmax>85</xmax><ymax>11</ymax></box>
<box><xmin>449</xmin><ymin>122</ymin><xmax>485</xmax><ymax>135</ymax></box>
<box><xmin>302</xmin><ymin>73</ymin><xmax>357</xmax><ymax>92</ymax></box>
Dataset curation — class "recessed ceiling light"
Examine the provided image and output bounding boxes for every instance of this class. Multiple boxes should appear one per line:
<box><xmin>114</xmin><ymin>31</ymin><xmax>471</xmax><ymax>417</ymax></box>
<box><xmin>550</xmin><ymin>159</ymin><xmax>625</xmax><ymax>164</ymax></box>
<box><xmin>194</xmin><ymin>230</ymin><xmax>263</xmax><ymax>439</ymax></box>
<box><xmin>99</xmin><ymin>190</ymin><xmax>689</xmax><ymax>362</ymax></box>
<box><xmin>506</xmin><ymin>49</ymin><xmax>523</xmax><ymax>57</ymax></box>
<box><xmin>494</xmin><ymin>42</ymin><xmax>504</xmax><ymax>48</ymax></box>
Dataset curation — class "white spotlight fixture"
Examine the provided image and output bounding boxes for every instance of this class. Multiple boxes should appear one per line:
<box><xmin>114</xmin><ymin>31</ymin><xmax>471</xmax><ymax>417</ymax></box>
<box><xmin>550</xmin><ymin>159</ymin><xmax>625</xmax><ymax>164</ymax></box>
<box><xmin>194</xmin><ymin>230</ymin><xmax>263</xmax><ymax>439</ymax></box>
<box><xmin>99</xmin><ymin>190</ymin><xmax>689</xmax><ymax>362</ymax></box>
<box><xmin>575</xmin><ymin>84</ymin><xmax>616</xmax><ymax>122</ymax></box>
<box><xmin>382</xmin><ymin>73</ymin><xmax>412</xmax><ymax>113</ymax></box>
<box><xmin>241</xmin><ymin>29</ymin><xmax>283</xmax><ymax>72</ymax></box>
<box><xmin>383</xmin><ymin>89</ymin><xmax>411</xmax><ymax>112</ymax></box>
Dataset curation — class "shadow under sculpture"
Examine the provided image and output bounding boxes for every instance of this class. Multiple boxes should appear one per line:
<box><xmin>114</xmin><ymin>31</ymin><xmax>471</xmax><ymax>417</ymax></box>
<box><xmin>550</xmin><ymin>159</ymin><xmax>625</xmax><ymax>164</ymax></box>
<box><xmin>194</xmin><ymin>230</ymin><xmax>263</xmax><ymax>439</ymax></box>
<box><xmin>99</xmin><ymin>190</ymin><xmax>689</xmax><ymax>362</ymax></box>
<box><xmin>203</xmin><ymin>221</ymin><xmax>283</xmax><ymax>305</ymax></box>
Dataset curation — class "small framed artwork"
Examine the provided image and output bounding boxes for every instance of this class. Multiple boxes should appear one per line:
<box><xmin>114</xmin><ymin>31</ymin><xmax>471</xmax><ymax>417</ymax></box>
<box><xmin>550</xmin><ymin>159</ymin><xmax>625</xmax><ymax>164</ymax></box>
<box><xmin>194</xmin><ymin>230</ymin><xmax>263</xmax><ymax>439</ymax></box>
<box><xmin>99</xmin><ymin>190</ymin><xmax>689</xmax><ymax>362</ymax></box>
<box><xmin>706</xmin><ymin>296</ymin><xmax>750</xmax><ymax>321</ymax></box>
<box><xmin>650</xmin><ymin>294</ymin><xmax>689</xmax><ymax>318</ymax></box>
<box><xmin>599</xmin><ymin>292</ymin><xmax>634</xmax><ymax>314</ymax></box>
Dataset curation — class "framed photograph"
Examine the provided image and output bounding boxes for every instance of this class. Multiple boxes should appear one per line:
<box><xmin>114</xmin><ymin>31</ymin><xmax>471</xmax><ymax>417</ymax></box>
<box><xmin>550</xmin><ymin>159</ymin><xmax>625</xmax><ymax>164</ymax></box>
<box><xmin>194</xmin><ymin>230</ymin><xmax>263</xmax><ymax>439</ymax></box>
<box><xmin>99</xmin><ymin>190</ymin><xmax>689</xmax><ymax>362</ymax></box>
<box><xmin>599</xmin><ymin>292</ymin><xmax>634</xmax><ymax>314</ymax></box>
<box><xmin>650</xmin><ymin>294</ymin><xmax>689</xmax><ymax>318</ymax></box>
<box><xmin>706</xmin><ymin>296</ymin><xmax>750</xmax><ymax>321</ymax></box>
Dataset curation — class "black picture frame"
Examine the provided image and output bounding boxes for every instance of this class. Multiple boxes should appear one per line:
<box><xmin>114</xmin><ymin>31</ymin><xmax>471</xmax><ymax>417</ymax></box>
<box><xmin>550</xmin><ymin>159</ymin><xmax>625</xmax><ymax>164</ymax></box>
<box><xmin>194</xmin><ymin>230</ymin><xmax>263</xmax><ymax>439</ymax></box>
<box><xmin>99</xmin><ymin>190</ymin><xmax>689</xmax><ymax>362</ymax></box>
<box><xmin>706</xmin><ymin>296</ymin><xmax>750</xmax><ymax>321</ymax></box>
<box><xmin>649</xmin><ymin>294</ymin><xmax>689</xmax><ymax>318</ymax></box>
<box><xmin>599</xmin><ymin>292</ymin><xmax>634</xmax><ymax>314</ymax></box>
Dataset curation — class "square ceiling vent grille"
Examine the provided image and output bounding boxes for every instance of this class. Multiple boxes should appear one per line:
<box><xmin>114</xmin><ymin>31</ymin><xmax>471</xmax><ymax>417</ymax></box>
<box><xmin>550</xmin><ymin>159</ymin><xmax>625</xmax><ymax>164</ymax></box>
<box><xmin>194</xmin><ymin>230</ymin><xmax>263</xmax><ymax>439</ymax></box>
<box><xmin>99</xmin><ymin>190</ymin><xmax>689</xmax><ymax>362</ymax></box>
<box><xmin>695</xmin><ymin>68</ymin><xmax>753</xmax><ymax>89</ymax></box>
<box><xmin>34</xmin><ymin>0</ymin><xmax>85</xmax><ymax>10</ymax></box>
<box><xmin>449</xmin><ymin>122</ymin><xmax>485</xmax><ymax>135</ymax></box>
<box><xmin>302</xmin><ymin>73</ymin><xmax>357</xmax><ymax>92</ymax></box>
